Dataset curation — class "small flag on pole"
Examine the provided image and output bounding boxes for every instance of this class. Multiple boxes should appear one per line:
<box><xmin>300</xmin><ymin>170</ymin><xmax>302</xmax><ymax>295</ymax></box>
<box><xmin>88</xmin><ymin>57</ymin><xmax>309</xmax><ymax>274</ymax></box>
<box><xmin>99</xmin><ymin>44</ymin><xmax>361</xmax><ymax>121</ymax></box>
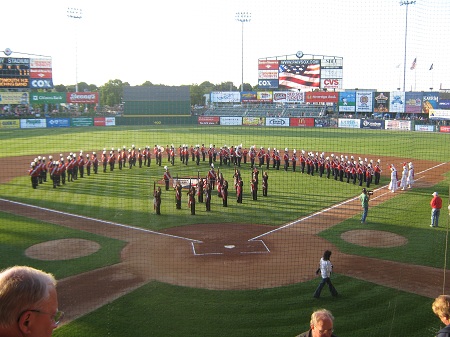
<box><xmin>429</xmin><ymin>63</ymin><xmax>434</xmax><ymax>71</ymax></box>
<box><xmin>410</xmin><ymin>58</ymin><xmax>417</xmax><ymax>70</ymax></box>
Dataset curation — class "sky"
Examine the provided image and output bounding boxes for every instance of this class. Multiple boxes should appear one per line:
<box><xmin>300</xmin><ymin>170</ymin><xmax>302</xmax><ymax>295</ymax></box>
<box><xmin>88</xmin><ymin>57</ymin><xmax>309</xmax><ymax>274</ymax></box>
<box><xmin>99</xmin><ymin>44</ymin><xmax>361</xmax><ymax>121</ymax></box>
<box><xmin>2</xmin><ymin>0</ymin><xmax>450</xmax><ymax>92</ymax></box>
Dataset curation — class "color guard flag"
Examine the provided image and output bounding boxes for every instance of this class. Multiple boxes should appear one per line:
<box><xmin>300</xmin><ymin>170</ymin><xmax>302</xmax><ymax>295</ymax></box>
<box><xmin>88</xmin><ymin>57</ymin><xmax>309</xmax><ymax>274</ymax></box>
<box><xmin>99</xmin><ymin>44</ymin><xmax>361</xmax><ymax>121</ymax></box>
<box><xmin>429</xmin><ymin>63</ymin><xmax>434</xmax><ymax>71</ymax></box>
<box><xmin>410</xmin><ymin>58</ymin><xmax>417</xmax><ymax>70</ymax></box>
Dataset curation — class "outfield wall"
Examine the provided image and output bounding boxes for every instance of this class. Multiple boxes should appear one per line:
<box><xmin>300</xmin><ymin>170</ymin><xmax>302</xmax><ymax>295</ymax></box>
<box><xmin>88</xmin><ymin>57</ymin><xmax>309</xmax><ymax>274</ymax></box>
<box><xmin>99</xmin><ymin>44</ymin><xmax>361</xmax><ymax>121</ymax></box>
<box><xmin>0</xmin><ymin>116</ymin><xmax>447</xmax><ymax>132</ymax></box>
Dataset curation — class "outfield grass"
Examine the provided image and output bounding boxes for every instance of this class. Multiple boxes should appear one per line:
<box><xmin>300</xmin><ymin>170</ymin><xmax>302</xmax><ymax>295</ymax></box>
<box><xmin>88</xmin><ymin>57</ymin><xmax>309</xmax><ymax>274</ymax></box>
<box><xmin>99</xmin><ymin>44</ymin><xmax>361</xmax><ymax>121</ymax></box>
<box><xmin>0</xmin><ymin>125</ymin><xmax>449</xmax><ymax>336</ymax></box>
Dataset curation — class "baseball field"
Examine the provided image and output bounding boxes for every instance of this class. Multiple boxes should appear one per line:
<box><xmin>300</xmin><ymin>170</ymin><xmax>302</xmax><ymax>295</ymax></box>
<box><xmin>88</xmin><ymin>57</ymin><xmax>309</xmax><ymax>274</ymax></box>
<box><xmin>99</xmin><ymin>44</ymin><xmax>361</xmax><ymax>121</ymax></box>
<box><xmin>0</xmin><ymin>125</ymin><xmax>449</xmax><ymax>336</ymax></box>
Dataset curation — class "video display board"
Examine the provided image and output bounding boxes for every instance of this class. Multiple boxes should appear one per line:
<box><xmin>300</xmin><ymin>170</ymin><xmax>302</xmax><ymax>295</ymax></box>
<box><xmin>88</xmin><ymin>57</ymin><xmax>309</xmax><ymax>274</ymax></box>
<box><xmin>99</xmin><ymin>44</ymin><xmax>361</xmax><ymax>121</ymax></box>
<box><xmin>258</xmin><ymin>54</ymin><xmax>343</xmax><ymax>91</ymax></box>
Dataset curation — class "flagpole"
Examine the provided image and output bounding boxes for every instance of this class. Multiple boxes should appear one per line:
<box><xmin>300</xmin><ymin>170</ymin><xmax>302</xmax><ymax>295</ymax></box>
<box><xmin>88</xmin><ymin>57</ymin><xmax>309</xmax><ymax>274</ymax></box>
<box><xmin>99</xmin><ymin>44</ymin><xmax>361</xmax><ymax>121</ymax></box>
<box><xmin>431</xmin><ymin>64</ymin><xmax>434</xmax><ymax>90</ymax></box>
<box><xmin>400</xmin><ymin>1</ymin><xmax>416</xmax><ymax>92</ymax></box>
<box><xmin>414</xmin><ymin>67</ymin><xmax>417</xmax><ymax>91</ymax></box>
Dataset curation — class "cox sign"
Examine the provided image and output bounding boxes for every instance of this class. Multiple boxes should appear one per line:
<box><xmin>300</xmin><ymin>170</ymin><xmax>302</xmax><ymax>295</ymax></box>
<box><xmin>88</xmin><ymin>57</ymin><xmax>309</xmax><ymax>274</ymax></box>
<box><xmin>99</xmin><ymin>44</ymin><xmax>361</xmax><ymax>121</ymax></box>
<box><xmin>30</xmin><ymin>79</ymin><xmax>54</xmax><ymax>89</ymax></box>
<box><xmin>258</xmin><ymin>79</ymin><xmax>278</xmax><ymax>89</ymax></box>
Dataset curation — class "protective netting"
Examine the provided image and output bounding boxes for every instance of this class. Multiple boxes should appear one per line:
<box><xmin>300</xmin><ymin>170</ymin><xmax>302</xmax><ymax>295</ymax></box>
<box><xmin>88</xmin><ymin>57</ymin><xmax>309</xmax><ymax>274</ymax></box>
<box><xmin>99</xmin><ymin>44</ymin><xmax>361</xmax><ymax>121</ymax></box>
<box><xmin>1</xmin><ymin>0</ymin><xmax>450</xmax><ymax>336</ymax></box>
<box><xmin>0</xmin><ymin>124</ymin><xmax>448</xmax><ymax>336</ymax></box>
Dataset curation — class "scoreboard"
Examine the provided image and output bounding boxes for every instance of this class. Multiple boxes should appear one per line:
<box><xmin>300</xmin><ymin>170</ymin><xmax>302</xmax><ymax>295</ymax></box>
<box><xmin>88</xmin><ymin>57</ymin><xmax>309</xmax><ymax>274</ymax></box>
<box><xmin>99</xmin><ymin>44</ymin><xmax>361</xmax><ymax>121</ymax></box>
<box><xmin>0</xmin><ymin>58</ymin><xmax>30</xmax><ymax>88</ymax></box>
<box><xmin>0</xmin><ymin>57</ymin><xmax>53</xmax><ymax>89</ymax></box>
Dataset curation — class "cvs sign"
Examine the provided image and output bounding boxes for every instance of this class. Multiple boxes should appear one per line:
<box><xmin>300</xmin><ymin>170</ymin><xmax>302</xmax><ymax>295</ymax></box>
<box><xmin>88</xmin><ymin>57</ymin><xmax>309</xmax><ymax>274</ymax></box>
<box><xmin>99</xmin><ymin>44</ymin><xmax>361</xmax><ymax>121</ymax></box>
<box><xmin>321</xmin><ymin>78</ymin><xmax>341</xmax><ymax>89</ymax></box>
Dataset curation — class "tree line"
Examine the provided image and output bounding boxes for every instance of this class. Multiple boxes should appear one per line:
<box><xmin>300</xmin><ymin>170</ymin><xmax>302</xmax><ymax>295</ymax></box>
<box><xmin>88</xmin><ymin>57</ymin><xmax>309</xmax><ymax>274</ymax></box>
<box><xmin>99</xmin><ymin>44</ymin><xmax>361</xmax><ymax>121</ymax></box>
<box><xmin>52</xmin><ymin>80</ymin><xmax>255</xmax><ymax>107</ymax></box>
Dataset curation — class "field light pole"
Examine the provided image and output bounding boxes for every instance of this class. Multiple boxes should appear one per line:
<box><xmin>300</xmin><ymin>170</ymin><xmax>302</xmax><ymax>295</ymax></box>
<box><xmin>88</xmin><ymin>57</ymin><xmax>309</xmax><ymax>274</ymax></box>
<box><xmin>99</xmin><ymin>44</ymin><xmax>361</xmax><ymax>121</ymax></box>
<box><xmin>236</xmin><ymin>12</ymin><xmax>251</xmax><ymax>92</ymax></box>
<box><xmin>67</xmin><ymin>7</ymin><xmax>82</xmax><ymax>93</ymax></box>
<box><xmin>400</xmin><ymin>1</ymin><xmax>415</xmax><ymax>92</ymax></box>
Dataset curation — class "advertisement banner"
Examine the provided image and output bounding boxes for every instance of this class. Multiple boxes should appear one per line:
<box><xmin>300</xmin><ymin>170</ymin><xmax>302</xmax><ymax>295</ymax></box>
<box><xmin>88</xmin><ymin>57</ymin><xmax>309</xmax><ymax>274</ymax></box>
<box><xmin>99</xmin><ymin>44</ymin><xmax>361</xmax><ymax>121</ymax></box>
<box><xmin>20</xmin><ymin>119</ymin><xmax>46</xmax><ymax>129</ymax></box>
<box><xmin>29</xmin><ymin>79</ymin><xmax>53</xmax><ymax>89</ymax></box>
<box><xmin>0</xmin><ymin>77</ymin><xmax>29</xmax><ymax>88</ymax></box>
<box><xmin>315</xmin><ymin>118</ymin><xmax>338</xmax><ymax>128</ymax></box>
<box><xmin>272</xmin><ymin>91</ymin><xmax>304</xmax><ymax>103</ymax></box>
<box><xmin>105</xmin><ymin>117</ymin><xmax>116</xmax><ymax>126</ymax></box>
<box><xmin>265</xmin><ymin>117</ymin><xmax>289</xmax><ymax>127</ymax></box>
<box><xmin>30</xmin><ymin>92</ymin><xmax>66</xmax><ymax>104</ymax></box>
<box><xmin>0</xmin><ymin>120</ymin><xmax>20</xmax><ymax>129</ymax></box>
<box><xmin>305</xmin><ymin>92</ymin><xmax>338</xmax><ymax>103</ymax></box>
<box><xmin>373</xmin><ymin>92</ymin><xmax>390</xmax><ymax>113</ymax></box>
<box><xmin>389</xmin><ymin>91</ymin><xmax>405</xmax><ymax>113</ymax></box>
<box><xmin>321</xmin><ymin>78</ymin><xmax>341</xmax><ymax>89</ymax></box>
<box><xmin>257</xmin><ymin>79</ymin><xmax>278</xmax><ymax>89</ymax></box>
<box><xmin>257</xmin><ymin>92</ymin><xmax>273</xmax><ymax>102</ymax></box>
<box><xmin>72</xmin><ymin>118</ymin><xmax>94</xmax><ymax>127</ymax></box>
<box><xmin>258</xmin><ymin>60</ymin><xmax>279</xmax><ymax>70</ymax></box>
<box><xmin>30</xmin><ymin>69</ymin><xmax>52</xmax><ymax>79</ymax></box>
<box><xmin>30</xmin><ymin>58</ymin><xmax>52</xmax><ymax>69</ymax></box>
<box><xmin>422</xmin><ymin>92</ymin><xmax>439</xmax><ymax>114</ymax></box>
<box><xmin>94</xmin><ymin>117</ymin><xmax>106</xmax><ymax>126</ymax></box>
<box><xmin>67</xmin><ymin>92</ymin><xmax>99</xmax><ymax>104</ymax></box>
<box><xmin>198</xmin><ymin>116</ymin><xmax>220</xmax><ymax>125</ymax></box>
<box><xmin>241</xmin><ymin>91</ymin><xmax>257</xmax><ymax>102</ymax></box>
<box><xmin>220</xmin><ymin>117</ymin><xmax>242</xmax><ymax>126</ymax></box>
<box><xmin>243</xmin><ymin>117</ymin><xmax>265</xmax><ymax>126</ymax></box>
<box><xmin>338</xmin><ymin>118</ymin><xmax>360</xmax><ymax>128</ymax></box>
<box><xmin>429</xmin><ymin>109</ymin><xmax>450</xmax><ymax>120</ymax></box>
<box><xmin>355</xmin><ymin>91</ymin><xmax>373</xmax><ymax>113</ymax></box>
<box><xmin>210</xmin><ymin>92</ymin><xmax>240</xmax><ymax>103</ymax></box>
<box><xmin>440</xmin><ymin>126</ymin><xmax>450</xmax><ymax>133</ymax></box>
<box><xmin>0</xmin><ymin>92</ymin><xmax>29</xmax><ymax>104</ymax></box>
<box><xmin>405</xmin><ymin>92</ymin><xmax>422</xmax><ymax>113</ymax></box>
<box><xmin>438</xmin><ymin>99</ymin><xmax>450</xmax><ymax>110</ymax></box>
<box><xmin>384</xmin><ymin>120</ymin><xmax>411</xmax><ymax>131</ymax></box>
<box><xmin>258</xmin><ymin>70</ymin><xmax>278</xmax><ymax>79</ymax></box>
<box><xmin>46</xmin><ymin>118</ymin><xmax>71</xmax><ymax>128</ymax></box>
<box><xmin>338</xmin><ymin>92</ymin><xmax>356</xmax><ymax>112</ymax></box>
<box><xmin>414</xmin><ymin>124</ymin><xmax>435</xmax><ymax>132</ymax></box>
<box><xmin>290</xmin><ymin>117</ymin><xmax>315</xmax><ymax>127</ymax></box>
<box><xmin>360</xmin><ymin>119</ymin><xmax>384</xmax><ymax>130</ymax></box>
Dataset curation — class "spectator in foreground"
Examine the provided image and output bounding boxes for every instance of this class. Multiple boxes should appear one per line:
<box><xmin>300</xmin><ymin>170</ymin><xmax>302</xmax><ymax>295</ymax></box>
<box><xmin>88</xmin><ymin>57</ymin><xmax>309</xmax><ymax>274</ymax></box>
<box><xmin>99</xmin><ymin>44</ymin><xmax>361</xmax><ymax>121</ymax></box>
<box><xmin>432</xmin><ymin>295</ymin><xmax>450</xmax><ymax>337</ymax></box>
<box><xmin>295</xmin><ymin>309</ymin><xmax>338</xmax><ymax>337</ymax></box>
<box><xmin>0</xmin><ymin>265</ymin><xmax>63</xmax><ymax>337</ymax></box>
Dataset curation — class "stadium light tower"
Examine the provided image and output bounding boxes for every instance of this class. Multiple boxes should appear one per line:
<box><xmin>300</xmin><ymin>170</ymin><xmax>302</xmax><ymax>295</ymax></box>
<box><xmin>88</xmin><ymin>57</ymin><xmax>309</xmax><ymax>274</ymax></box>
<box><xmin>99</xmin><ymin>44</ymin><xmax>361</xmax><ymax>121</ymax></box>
<box><xmin>236</xmin><ymin>12</ymin><xmax>251</xmax><ymax>92</ymax></box>
<box><xmin>67</xmin><ymin>7</ymin><xmax>83</xmax><ymax>92</ymax></box>
<box><xmin>400</xmin><ymin>1</ymin><xmax>415</xmax><ymax>92</ymax></box>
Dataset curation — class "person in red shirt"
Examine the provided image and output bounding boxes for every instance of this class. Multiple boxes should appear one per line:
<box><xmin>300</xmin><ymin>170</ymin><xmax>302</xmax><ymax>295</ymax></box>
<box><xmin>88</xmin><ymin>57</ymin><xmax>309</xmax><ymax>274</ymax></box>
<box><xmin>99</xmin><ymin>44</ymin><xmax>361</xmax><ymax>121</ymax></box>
<box><xmin>430</xmin><ymin>192</ymin><xmax>443</xmax><ymax>228</ymax></box>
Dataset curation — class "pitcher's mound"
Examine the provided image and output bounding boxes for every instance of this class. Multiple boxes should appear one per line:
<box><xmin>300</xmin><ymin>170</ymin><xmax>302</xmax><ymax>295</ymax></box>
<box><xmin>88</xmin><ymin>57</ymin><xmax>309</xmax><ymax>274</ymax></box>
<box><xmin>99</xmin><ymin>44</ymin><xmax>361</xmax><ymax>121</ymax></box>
<box><xmin>341</xmin><ymin>230</ymin><xmax>408</xmax><ymax>248</ymax></box>
<box><xmin>26</xmin><ymin>239</ymin><xmax>100</xmax><ymax>260</ymax></box>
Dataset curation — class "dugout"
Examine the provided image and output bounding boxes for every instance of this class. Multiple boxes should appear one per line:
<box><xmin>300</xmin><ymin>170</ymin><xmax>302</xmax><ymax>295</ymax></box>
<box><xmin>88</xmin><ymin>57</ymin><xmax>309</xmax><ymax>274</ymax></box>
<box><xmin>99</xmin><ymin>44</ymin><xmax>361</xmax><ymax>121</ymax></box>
<box><xmin>123</xmin><ymin>86</ymin><xmax>191</xmax><ymax>116</ymax></box>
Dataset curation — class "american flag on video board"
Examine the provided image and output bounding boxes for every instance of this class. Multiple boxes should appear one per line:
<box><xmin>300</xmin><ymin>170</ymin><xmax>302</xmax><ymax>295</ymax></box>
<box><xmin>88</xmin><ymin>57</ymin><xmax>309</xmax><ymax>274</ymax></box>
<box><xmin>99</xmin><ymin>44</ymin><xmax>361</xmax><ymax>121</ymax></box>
<box><xmin>278</xmin><ymin>62</ymin><xmax>320</xmax><ymax>90</ymax></box>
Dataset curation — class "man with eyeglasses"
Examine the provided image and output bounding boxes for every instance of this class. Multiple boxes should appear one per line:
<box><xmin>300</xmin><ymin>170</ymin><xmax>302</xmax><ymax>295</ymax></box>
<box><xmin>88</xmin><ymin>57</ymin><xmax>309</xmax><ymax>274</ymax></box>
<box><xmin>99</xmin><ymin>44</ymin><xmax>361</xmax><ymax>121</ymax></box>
<box><xmin>0</xmin><ymin>266</ymin><xmax>64</xmax><ymax>337</ymax></box>
<box><xmin>295</xmin><ymin>309</ymin><xmax>338</xmax><ymax>337</ymax></box>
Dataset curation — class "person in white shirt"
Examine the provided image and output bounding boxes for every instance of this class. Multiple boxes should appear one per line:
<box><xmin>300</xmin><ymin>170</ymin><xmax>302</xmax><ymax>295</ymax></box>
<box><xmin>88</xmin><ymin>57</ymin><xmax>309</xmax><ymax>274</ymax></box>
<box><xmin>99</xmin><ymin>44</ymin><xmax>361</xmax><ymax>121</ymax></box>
<box><xmin>313</xmin><ymin>250</ymin><xmax>338</xmax><ymax>298</ymax></box>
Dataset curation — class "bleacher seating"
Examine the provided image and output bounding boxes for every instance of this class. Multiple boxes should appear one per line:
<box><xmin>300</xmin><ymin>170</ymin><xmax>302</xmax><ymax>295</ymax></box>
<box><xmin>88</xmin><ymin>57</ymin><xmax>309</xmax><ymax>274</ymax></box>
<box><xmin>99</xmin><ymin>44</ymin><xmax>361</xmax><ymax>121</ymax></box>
<box><xmin>283</xmin><ymin>105</ymin><xmax>326</xmax><ymax>117</ymax></box>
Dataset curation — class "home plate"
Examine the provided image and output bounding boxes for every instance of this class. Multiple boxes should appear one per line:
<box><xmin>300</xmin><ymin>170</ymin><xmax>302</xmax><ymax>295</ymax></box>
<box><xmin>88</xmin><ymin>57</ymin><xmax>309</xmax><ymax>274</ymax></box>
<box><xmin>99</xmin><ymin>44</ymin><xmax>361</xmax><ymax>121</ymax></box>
<box><xmin>192</xmin><ymin>240</ymin><xmax>269</xmax><ymax>255</ymax></box>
